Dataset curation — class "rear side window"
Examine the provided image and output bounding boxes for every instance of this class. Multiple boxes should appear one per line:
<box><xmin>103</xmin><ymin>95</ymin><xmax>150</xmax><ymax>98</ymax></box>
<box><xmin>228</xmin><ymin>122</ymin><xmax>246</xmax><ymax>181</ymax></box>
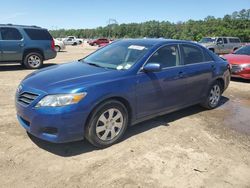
<box><xmin>182</xmin><ymin>44</ymin><xmax>204</xmax><ymax>65</ymax></box>
<box><xmin>203</xmin><ymin>50</ymin><xmax>214</xmax><ymax>62</ymax></box>
<box><xmin>1</xmin><ymin>27</ymin><xmax>22</xmax><ymax>40</ymax></box>
<box><xmin>24</xmin><ymin>29</ymin><xmax>52</xmax><ymax>40</ymax></box>
<box><xmin>229</xmin><ymin>38</ymin><xmax>241</xmax><ymax>43</ymax></box>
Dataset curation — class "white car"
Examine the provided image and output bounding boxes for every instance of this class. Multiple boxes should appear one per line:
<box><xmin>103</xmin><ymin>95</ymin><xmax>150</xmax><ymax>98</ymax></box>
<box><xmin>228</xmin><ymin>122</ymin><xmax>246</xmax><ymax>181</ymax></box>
<box><xmin>63</xmin><ymin>36</ymin><xmax>83</xmax><ymax>46</ymax></box>
<box><xmin>54</xmin><ymin>39</ymin><xmax>66</xmax><ymax>52</ymax></box>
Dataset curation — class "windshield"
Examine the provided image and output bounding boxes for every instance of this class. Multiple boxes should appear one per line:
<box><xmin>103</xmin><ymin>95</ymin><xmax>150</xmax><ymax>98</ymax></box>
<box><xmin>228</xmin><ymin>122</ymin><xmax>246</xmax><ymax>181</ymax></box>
<box><xmin>199</xmin><ymin>37</ymin><xmax>215</xmax><ymax>43</ymax></box>
<box><xmin>234</xmin><ymin>45</ymin><xmax>250</xmax><ymax>55</ymax></box>
<box><xmin>82</xmin><ymin>40</ymin><xmax>152</xmax><ymax>70</ymax></box>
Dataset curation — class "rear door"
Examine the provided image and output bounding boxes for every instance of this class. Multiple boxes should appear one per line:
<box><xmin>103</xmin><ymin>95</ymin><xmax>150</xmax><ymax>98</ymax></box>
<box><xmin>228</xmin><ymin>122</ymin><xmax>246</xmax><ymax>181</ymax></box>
<box><xmin>180</xmin><ymin>44</ymin><xmax>214</xmax><ymax>104</ymax></box>
<box><xmin>0</xmin><ymin>27</ymin><xmax>24</xmax><ymax>61</ymax></box>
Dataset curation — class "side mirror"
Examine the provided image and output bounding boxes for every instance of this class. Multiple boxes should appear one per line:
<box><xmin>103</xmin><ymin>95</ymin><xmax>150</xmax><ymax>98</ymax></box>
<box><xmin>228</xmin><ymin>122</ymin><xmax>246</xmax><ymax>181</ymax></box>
<box><xmin>143</xmin><ymin>63</ymin><xmax>161</xmax><ymax>72</ymax></box>
<box><xmin>217</xmin><ymin>40</ymin><xmax>223</xmax><ymax>45</ymax></box>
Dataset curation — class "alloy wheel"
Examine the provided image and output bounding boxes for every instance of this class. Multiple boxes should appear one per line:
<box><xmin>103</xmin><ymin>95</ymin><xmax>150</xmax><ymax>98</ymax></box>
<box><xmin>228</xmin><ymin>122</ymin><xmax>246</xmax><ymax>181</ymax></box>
<box><xmin>27</xmin><ymin>55</ymin><xmax>41</xmax><ymax>68</ymax></box>
<box><xmin>96</xmin><ymin>108</ymin><xmax>124</xmax><ymax>141</ymax></box>
<box><xmin>209</xmin><ymin>84</ymin><xmax>221</xmax><ymax>107</ymax></box>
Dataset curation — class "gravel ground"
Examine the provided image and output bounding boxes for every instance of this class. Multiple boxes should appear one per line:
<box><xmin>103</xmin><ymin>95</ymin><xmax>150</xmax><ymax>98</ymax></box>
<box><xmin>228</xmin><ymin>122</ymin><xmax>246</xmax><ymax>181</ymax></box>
<box><xmin>0</xmin><ymin>45</ymin><xmax>250</xmax><ymax>188</ymax></box>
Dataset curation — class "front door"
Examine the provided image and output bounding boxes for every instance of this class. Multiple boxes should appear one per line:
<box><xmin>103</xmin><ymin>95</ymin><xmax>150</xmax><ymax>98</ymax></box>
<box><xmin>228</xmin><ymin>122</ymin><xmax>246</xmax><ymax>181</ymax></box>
<box><xmin>136</xmin><ymin>44</ymin><xmax>188</xmax><ymax>119</ymax></box>
<box><xmin>0</xmin><ymin>27</ymin><xmax>24</xmax><ymax>61</ymax></box>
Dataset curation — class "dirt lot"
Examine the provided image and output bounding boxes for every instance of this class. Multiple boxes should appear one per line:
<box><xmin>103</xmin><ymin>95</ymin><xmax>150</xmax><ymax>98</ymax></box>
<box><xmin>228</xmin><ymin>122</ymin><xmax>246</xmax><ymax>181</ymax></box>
<box><xmin>0</xmin><ymin>45</ymin><xmax>250</xmax><ymax>188</ymax></box>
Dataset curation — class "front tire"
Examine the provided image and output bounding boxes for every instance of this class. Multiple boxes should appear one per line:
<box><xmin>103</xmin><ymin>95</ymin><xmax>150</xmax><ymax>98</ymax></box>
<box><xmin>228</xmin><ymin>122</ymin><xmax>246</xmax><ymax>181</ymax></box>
<box><xmin>85</xmin><ymin>100</ymin><xmax>128</xmax><ymax>148</ymax></box>
<box><xmin>23</xmin><ymin>52</ymin><xmax>43</xmax><ymax>69</ymax></box>
<box><xmin>201</xmin><ymin>81</ymin><xmax>222</xmax><ymax>109</ymax></box>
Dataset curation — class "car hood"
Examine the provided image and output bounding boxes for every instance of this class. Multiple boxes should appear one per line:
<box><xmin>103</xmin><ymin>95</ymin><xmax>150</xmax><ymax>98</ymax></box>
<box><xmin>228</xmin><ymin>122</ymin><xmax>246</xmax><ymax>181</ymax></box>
<box><xmin>223</xmin><ymin>54</ymin><xmax>250</xmax><ymax>64</ymax></box>
<box><xmin>22</xmin><ymin>61</ymin><xmax>119</xmax><ymax>93</ymax></box>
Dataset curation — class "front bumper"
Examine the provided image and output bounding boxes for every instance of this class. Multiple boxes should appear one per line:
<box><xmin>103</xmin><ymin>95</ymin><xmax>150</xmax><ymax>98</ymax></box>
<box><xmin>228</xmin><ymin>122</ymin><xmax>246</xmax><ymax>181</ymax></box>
<box><xmin>16</xmin><ymin>97</ymin><xmax>88</xmax><ymax>143</ymax></box>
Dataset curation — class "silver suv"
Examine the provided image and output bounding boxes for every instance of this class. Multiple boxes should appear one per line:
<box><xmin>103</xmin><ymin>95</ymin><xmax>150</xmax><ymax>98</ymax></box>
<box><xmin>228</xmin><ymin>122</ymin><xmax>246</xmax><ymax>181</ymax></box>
<box><xmin>199</xmin><ymin>37</ymin><xmax>242</xmax><ymax>54</ymax></box>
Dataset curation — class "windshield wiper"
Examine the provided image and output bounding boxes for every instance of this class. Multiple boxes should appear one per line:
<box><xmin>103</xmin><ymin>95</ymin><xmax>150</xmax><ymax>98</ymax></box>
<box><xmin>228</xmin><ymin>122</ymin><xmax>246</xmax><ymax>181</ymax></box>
<box><xmin>86</xmin><ymin>63</ymin><xmax>102</xmax><ymax>67</ymax></box>
<box><xmin>82</xmin><ymin>61</ymin><xmax>103</xmax><ymax>68</ymax></box>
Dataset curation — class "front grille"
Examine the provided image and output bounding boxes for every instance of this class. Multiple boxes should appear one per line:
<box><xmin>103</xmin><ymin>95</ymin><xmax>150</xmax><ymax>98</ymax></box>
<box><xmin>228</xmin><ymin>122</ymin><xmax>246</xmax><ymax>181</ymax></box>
<box><xmin>231</xmin><ymin>64</ymin><xmax>242</xmax><ymax>73</ymax></box>
<box><xmin>18</xmin><ymin>92</ymin><xmax>39</xmax><ymax>106</ymax></box>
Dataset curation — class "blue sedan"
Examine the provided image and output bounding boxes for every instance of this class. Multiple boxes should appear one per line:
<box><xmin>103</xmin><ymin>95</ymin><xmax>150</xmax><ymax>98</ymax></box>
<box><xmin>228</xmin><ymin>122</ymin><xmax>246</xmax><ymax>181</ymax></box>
<box><xmin>15</xmin><ymin>39</ymin><xmax>230</xmax><ymax>148</ymax></box>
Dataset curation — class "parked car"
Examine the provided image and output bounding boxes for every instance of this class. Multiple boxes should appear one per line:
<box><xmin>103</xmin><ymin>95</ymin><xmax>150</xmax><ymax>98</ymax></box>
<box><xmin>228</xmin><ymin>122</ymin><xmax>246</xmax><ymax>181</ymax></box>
<box><xmin>15</xmin><ymin>39</ymin><xmax>230</xmax><ymax>148</ymax></box>
<box><xmin>63</xmin><ymin>36</ymin><xmax>83</xmax><ymax>45</ymax></box>
<box><xmin>223</xmin><ymin>45</ymin><xmax>250</xmax><ymax>79</ymax></box>
<box><xmin>63</xmin><ymin>38</ymin><xmax>79</xmax><ymax>45</ymax></box>
<box><xmin>98</xmin><ymin>43</ymin><xmax>109</xmax><ymax>48</ymax></box>
<box><xmin>89</xmin><ymin>38</ymin><xmax>109</xmax><ymax>46</ymax></box>
<box><xmin>0</xmin><ymin>24</ymin><xmax>56</xmax><ymax>69</ymax></box>
<box><xmin>199</xmin><ymin>37</ymin><xmax>242</xmax><ymax>54</ymax></box>
<box><xmin>54</xmin><ymin>39</ymin><xmax>66</xmax><ymax>52</ymax></box>
<box><xmin>67</xmin><ymin>36</ymin><xmax>83</xmax><ymax>44</ymax></box>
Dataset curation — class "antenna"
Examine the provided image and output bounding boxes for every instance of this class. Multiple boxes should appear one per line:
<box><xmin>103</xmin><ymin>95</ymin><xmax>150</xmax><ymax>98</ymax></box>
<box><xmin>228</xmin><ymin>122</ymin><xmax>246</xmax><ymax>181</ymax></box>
<box><xmin>107</xmin><ymin>18</ymin><xmax>118</xmax><ymax>38</ymax></box>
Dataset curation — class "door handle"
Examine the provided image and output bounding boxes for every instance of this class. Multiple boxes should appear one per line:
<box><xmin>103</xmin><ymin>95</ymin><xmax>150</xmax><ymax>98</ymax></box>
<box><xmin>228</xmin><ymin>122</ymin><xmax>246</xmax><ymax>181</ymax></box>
<box><xmin>18</xmin><ymin>43</ymin><xmax>24</xmax><ymax>47</ymax></box>
<box><xmin>178</xmin><ymin>71</ymin><xmax>184</xmax><ymax>78</ymax></box>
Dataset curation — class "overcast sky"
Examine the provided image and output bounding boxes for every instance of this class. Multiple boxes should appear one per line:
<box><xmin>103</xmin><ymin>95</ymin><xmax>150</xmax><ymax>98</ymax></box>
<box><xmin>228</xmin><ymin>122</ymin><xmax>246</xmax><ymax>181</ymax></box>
<box><xmin>0</xmin><ymin>0</ymin><xmax>249</xmax><ymax>29</ymax></box>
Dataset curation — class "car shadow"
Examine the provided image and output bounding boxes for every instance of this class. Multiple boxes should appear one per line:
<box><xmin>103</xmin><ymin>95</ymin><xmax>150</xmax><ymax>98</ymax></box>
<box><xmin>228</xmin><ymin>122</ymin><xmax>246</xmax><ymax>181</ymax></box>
<box><xmin>28</xmin><ymin>96</ymin><xmax>229</xmax><ymax>157</ymax></box>
<box><xmin>231</xmin><ymin>77</ymin><xmax>250</xmax><ymax>83</ymax></box>
<box><xmin>0</xmin><ymin>63</ymin><xmax>57</xmax><ymax>71</ymax></box>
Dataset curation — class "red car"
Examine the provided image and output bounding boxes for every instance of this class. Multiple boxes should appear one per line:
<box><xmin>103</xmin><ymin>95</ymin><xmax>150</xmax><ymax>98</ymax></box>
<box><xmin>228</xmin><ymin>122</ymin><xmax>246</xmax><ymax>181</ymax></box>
<box><xmin>88</xmin><ymin>38</ymin><xmax>109</xmax><ymax>46</ymax></box>
<box><xmin>223</xmin><ymin>45</ymin><xmax>250</xmax><ymax>79</ymax></box>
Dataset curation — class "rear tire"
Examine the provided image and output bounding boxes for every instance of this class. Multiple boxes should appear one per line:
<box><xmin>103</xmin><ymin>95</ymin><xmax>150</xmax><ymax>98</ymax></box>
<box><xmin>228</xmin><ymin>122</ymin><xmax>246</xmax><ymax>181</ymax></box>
<box><xmin>201</xmin><ymin>81</ymin><xmax>222</xmax><ymax>109</ymax></box>
<box><xmin>23</xmin><ymin>52</ymin><xmax>43</xmax><ymax>69</ymax></box>
<box><xmin>85</xmin><ymin>100</ymin><xmax>128</xmax><ymax>148</ymax></box>
<box><xmin>55</xmin><ymin>45</ymin><xmax>61</xmax><ymax>52</ymax></box>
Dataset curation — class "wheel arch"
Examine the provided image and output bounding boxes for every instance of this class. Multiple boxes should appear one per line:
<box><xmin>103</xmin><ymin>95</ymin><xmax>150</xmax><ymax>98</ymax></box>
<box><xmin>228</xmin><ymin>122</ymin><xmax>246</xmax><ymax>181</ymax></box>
<box><xmin>214</xmin><ymin>77</ymin><xmax>225</xmax><ymax>92</ymax></box>
<box><xmin>23</xmin><ymin>48</ymin><xmax>44</xmax><ymax>61</ymax></box>
<box><xmin>208</xmin><ymin>48</ymin><xmax>215</xmax><ymax>53</ymax></box>
<box><xmin>85</xmin><ymin>96</ymin><xmax>133</xmax><ymax>132</ymax></box>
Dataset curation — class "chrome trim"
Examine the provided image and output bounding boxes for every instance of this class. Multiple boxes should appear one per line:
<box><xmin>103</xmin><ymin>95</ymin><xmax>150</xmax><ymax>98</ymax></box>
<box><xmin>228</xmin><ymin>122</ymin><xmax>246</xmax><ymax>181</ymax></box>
<box><xmin>16</xmin><ymin>91</ymin><xmax>40</xmax><ymax>107</ymax></box>
<box><xmin>138</xmin><ymin>43</ymin><xmax>214</xmax><ymax>74</ymax></box>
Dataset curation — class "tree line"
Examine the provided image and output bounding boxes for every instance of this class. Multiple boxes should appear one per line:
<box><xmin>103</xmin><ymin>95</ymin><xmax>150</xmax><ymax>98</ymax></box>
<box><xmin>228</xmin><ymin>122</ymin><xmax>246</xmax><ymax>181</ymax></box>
<box><xmin>50</xmin><ymin>9</ymin><xmax>250</xmax><ymax>42</ymax></box>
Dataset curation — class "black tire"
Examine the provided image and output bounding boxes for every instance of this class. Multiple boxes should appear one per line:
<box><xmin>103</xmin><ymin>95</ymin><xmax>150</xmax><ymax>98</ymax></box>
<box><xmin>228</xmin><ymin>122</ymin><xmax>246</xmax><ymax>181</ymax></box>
<box><xmin>23</xmin><ymin>52</ymin><xmax>43</xmax><ymax>69</ymax></box>
<box><xmin>209</xmin><ymin>48</ymin><xmax>215</xmax><ymax>53</ymax></box>
<box><xmin>72</xmin><ymin>42</ymin><xmax>77</xmax><ymax>46</ymax></box>
<box><xmin>85</xmin><ymin>100</ymin><xmax>129</xmax><ymax>148</ymax></box>
<box><xmin>201</xmin><ymin>81</ymin><xmax>222</xmax><ymax>109</ymax></box>
<box><xmin>55</xmin><ymin>45</ymin><xmax>61</xmax><ymax>52</ymax></box>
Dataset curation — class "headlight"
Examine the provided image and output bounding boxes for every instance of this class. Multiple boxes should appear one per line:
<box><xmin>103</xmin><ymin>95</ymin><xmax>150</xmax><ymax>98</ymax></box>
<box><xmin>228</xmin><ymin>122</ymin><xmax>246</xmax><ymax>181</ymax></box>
<box><xmin>240</xmin><ymin>64</ymin><xmax>250</xmax><ymax>69</ymax></box>
<box><xmin>35</xmin><ymin>92</ymin><xmax>87</xmax><ymax>107</ymax></box>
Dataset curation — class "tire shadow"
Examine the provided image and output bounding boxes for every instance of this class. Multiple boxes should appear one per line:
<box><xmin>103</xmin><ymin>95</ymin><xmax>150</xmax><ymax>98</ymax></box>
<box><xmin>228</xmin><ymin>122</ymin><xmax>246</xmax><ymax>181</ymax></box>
<box><xmin>28</xmin><ymin>96</ymin><xmax>229</xmax><ymax>157</ymax></box>
<box><xmin>231</xmin><ymin>77</ymin><xmax>250</xmax><ymax>83</ymax></box>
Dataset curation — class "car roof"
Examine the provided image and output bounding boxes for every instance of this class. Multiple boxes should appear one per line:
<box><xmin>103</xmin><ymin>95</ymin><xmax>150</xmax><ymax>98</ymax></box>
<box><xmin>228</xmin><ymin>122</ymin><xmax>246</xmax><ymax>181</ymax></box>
<box><xmin>119</xmin><ymin>38</ymin><xmax>198</xmax><ymax>46</ymax></box>
<box><xmin>0</xmin><ymin>24</ymin><xmax>44</xmax><ymax>29</ymax></box>
<box><xmin>204</xmin><ymin>36</ymin><xmax>240</xmax><ymax>39</ymax></box>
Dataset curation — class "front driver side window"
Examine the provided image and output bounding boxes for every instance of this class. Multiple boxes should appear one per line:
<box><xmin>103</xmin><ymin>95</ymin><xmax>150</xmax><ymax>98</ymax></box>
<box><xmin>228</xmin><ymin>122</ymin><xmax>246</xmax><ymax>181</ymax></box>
<box><xmin>147</xmin><ymin>45</ymin><xmax>180</xmax><ymax>68</ymax></box>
